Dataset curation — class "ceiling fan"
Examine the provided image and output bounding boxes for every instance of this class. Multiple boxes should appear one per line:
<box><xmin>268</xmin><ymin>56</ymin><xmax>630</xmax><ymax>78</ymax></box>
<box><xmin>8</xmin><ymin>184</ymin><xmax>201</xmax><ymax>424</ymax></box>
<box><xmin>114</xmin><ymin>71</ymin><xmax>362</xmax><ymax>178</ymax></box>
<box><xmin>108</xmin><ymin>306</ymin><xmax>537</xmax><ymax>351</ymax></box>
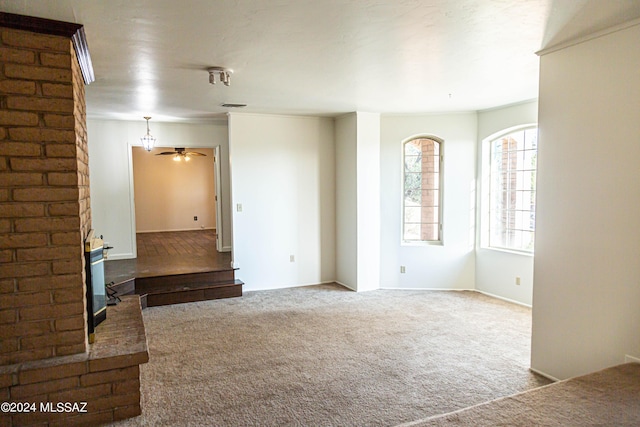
<box><xmin>156</xmin><ymin>147</ymin><xmax>206</xmax><ymax>161</ymax></box>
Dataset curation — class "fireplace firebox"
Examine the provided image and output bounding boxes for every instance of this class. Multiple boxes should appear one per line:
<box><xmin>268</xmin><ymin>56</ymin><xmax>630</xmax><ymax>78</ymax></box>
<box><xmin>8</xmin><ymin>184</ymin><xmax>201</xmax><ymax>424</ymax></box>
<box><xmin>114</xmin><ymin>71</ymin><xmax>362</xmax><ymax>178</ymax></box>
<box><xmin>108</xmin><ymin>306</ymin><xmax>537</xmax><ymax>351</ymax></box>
<box><xmin>84</xmin><ymin>230</ymin><xmax>107</xmax><ymax>343</ymax></box>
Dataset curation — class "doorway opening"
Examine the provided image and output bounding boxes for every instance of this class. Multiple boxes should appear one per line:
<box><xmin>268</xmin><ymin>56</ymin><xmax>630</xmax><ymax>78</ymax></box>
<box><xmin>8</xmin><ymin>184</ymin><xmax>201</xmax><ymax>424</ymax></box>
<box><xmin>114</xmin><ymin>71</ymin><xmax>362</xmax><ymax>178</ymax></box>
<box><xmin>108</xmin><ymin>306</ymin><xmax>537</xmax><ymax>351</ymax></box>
<box><xmin>105</xmin><ymin>146</ymin><xmax>231</xmax><ymax>284</ymax></box>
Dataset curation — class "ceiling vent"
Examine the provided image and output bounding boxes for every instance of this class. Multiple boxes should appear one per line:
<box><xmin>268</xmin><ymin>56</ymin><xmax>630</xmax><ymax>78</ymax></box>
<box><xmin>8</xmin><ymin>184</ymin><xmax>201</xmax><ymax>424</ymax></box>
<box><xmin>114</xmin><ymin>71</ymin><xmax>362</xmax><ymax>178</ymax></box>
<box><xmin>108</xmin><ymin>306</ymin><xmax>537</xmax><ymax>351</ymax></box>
<box><xmin>221</xmin><ymin>103</ymin><xmax>247</xmax><ymax>108</ymax></box>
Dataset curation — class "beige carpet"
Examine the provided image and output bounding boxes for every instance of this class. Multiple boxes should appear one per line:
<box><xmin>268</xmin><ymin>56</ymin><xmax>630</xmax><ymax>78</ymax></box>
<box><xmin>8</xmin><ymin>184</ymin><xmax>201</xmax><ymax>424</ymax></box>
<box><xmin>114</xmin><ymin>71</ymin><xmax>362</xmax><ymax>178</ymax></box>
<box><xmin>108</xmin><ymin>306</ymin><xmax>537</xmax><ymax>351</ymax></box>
<box><xmin>401</xmin><ymin>362</ymin><xmax>640</xmax><ymax>426</ymax></box>
<box><xmin>110</xmin><ymin>283</ymin><xmax>550</xmax><ymax>427</ymax></box>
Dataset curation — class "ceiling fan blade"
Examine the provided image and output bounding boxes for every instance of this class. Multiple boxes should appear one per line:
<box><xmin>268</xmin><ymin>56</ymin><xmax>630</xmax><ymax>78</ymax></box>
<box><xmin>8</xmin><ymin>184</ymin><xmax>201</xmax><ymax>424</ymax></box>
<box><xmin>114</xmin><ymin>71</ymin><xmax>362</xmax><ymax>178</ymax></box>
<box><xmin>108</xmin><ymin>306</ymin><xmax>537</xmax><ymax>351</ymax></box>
<box><xmin>156</xmin><ymin>152</ymin><xmax>177</xmax><ymax>155</ymax></box>
<box><xmin>185</xmin><ymin>152</ymin><xmax>206</xmax><ymax>156</ymax></box>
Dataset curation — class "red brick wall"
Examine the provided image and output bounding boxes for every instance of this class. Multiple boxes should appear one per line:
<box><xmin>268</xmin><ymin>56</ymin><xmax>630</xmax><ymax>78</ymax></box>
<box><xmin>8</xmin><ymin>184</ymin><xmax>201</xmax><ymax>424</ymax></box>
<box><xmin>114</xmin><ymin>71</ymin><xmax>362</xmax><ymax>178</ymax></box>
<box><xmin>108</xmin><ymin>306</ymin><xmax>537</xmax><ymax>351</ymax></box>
<box><xmin>1</xmin><ymin>296</ymin><xmax>148</xmax><ymax>426</ymax></box>
<box><xmin>0</xmin><ymin>27</ymin><xmax>90</xmax><ymax>365</ymax></box>
<box><xmin>419</xmin><ymin>139</ymin><xmax>439</xmax><ymax>241</ymax></box>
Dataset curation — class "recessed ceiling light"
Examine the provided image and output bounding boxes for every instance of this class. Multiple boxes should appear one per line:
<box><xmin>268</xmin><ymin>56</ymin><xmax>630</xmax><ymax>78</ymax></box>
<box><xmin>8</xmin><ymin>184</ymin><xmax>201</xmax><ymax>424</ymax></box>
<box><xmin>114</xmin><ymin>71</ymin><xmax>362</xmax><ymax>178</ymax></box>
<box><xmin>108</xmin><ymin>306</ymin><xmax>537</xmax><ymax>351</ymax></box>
<box><xmin>221</xmin><ymin>103</ymin><xmax>247</xmax><ymax>108</ymax></box>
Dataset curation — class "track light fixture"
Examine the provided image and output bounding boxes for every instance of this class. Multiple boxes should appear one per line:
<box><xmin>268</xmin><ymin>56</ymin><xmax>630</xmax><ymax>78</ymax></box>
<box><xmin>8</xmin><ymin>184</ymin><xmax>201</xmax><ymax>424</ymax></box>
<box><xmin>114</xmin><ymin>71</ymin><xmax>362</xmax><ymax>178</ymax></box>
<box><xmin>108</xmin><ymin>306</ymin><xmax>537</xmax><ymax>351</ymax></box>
<box><xmin>208</xmin><ymin>67</ymin><xmax>233</xmax><ymax>86</ymax></box>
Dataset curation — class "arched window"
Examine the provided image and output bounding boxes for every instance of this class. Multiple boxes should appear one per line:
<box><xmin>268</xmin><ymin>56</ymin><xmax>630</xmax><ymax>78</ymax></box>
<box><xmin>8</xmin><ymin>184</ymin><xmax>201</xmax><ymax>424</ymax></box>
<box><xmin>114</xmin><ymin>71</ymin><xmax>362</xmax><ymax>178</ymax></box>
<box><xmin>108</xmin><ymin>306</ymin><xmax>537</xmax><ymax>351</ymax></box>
<box><xmin>402</xmin><ymin>136</ymin><xmax>443</xmax><ymax>243</ymax></box>
<box><xmin>486</xmin><ymin>126</ymin><xmax>537</xmax><ymax>252</ymax></box>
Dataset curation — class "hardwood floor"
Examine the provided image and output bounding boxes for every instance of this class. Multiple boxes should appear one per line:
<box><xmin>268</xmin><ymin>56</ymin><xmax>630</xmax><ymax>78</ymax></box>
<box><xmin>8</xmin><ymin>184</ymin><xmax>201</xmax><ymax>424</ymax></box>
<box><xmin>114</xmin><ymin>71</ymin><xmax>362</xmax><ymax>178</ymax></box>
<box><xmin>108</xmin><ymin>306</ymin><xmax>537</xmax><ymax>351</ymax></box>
<box><xmin>105</xmin><ymin>230</ymin><xmax>232</xmax><ymax>285</ymax></box>
<box><xmin>136</xmin><ymin>230</ymin><xmax>218</xmax><ymax>257</ymax></box>
<box><xmin>104</xmin><ymin>230</ymin><xmax>241</xmax><ymax>307</ymax></box>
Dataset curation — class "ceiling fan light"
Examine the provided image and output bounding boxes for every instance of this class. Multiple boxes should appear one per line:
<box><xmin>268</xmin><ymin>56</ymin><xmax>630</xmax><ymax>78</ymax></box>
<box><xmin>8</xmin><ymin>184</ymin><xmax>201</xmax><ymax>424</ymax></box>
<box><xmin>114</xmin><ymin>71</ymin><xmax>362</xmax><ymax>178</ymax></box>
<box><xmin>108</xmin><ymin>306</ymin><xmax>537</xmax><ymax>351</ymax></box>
<box><xmin>184</xmin><ymin>154</ymin><xmax>191</xmax><ymax>161</ymax></box>
<box><xmin>173</xmin><ymin>154</ymin><xmax>181</xmax><ymax>161</ymax></box>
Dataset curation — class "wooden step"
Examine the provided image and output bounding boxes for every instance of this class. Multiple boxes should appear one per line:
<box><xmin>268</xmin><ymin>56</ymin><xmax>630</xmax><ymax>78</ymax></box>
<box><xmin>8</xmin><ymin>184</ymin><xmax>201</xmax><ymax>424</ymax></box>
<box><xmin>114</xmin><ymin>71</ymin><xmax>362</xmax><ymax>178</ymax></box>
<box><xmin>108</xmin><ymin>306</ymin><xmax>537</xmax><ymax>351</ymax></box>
<box><xmin>107</xmin><ymin>277</ymin><xmax>135</xmax><ymax>298</ymax></box>
<box><xmin>134</xmin><ymin>269</ymin><xmax>235</xmax><ymax>295</ymax></box>
<box><xmin>106</xmin><ymin>268</ymin><xmax>243</xmax><ymax>308</ymax></box>
<box><xmin>144</xmin><ymin>279</ymin><xmax>243</xmax><ymax>307</ymax></box>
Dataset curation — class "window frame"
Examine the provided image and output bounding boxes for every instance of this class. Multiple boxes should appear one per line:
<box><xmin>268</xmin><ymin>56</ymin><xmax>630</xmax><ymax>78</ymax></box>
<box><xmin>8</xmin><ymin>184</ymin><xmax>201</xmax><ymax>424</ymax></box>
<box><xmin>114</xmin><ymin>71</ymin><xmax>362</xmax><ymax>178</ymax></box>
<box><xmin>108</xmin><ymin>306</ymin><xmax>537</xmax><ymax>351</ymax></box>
<box><xmin>480</xmin><ymin>124</ymin><xmax>538</xmax><ymax>255</ymax></box>
<box><xmin>401</xmin><ymin>135</ymin><xmax>444</xmax><ymax>246</ymax></box>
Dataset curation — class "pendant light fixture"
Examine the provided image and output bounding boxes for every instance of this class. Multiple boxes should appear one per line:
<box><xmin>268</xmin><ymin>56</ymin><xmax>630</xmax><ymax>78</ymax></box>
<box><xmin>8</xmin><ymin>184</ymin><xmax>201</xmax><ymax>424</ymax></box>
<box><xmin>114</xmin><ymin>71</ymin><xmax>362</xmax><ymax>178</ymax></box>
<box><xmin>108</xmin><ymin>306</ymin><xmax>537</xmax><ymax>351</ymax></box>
<box><xmin>141</xmin><ymin>116</ymin><xmax>156</xmax><ymax>152</ymax></box>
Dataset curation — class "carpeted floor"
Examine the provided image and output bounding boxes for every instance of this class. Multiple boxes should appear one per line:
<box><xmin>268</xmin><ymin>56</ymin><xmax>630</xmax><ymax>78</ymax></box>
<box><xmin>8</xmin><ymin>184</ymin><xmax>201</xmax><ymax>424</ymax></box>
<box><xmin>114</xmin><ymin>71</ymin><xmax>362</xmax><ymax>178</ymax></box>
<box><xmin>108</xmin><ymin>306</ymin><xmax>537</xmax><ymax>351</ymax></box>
<box><xmin>400</xmin><ymin>363</ymin><xmax>640</xmax><ymax>426</ymax></box>
<box><xmin>110</xmin><ymin>283</ymin><xmax>550</xmax><ymax>427</ymax></box>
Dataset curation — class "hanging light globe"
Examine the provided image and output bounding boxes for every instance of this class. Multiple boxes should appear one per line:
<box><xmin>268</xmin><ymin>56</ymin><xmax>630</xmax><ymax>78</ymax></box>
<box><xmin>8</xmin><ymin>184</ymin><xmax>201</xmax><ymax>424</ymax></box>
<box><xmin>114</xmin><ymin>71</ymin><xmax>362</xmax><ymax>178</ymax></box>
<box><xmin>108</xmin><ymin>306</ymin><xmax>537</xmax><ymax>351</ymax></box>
<box><xmin>141</xmin><ymin>116</ymin><xmax>156</xmax><ymax>152</ymax></box>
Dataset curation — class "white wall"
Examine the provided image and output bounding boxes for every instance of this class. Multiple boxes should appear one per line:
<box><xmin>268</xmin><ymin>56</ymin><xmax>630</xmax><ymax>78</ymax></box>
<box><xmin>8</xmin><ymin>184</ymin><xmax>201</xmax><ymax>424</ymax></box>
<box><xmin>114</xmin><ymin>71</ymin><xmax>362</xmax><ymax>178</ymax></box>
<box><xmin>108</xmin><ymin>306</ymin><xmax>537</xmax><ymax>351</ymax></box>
<box><xmin>132</xmin><ymin>147</ymin><xmax>215</xmax><ymax>232</ymax></box>
<box><xmin>87</xmin><ymin>119</ymin><xmax>231</xmax><ymax>259</ymax></box>
<box><xmin>476</xmin><ymin>100</ymin><xmax>538</xmax><ymax>305</ymax></box>
<box><xmin>334</xmin><ymin>112</ymin><xmax>381</xmax><ymax>292</ymax></box>
<box><xmin>335</xmin><ymin>114</ymin><xmax>358</xmax><ymax>289</ymax></box>
<box><xmin>87</xmin><ymin>120</ymin><xmax>137</xmax><ymax>258</ymax></box>
<box><xmin>356</xmin><ymin>112</ymin><xmax>381</xmax><ymax>292</ymax></box>
<box><xmin>531</xmin><ymin>22</ymin><xmax>640</xmax><ymax>380</ymax></box>
<box><xmin>228</xmin><ymin>113</ymin><xmax>335</xmax><ymax>291</ymax></box>
<box><xmin>380</xmin><ymin>113</ymin><xmax>477</xmax><ymax>289</ymax></box>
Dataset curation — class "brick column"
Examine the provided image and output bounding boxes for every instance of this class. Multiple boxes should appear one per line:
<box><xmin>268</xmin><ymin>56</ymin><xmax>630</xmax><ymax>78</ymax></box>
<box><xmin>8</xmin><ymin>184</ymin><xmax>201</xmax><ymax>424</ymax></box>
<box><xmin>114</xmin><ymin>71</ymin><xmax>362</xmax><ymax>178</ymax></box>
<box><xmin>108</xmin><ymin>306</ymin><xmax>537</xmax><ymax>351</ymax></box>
<box><xmin>500</xmin><ymin>137</ymin><xmax>517</xmax><ymax>244</ymax></box>
<box><xmin>0</xmin><ymin>14</ymin><xmax>147</xmax><ymax>426</ymax></box>
<box><xmin>420</xmin><ymin>139</ymin><xmax>438</xmax><ymax>241</ymax></box>
<box><xmin>0</xmin><ymin>24</ymin><xmax>91</xmax><ymax>365</ymax></box>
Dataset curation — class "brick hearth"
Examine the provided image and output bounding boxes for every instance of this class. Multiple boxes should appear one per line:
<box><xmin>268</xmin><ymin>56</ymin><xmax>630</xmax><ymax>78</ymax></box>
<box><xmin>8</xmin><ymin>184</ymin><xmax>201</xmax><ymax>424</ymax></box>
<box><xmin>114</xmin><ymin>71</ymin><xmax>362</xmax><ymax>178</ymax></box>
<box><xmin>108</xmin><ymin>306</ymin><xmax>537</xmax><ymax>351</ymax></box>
<box><xmin>1</xmin><ymin>297</ymin><xmax>148</xmax><ymax>426</ymax></box>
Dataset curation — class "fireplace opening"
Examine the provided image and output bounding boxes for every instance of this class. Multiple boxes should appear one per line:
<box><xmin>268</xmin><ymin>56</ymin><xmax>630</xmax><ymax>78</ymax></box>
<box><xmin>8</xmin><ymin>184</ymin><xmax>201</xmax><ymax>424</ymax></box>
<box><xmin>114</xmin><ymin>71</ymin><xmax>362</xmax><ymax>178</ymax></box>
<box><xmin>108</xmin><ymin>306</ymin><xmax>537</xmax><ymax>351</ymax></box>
<box><xmin>85</xmin><ymin>229</ymin><xmax>107</xmax><ymax>343</ymax></box>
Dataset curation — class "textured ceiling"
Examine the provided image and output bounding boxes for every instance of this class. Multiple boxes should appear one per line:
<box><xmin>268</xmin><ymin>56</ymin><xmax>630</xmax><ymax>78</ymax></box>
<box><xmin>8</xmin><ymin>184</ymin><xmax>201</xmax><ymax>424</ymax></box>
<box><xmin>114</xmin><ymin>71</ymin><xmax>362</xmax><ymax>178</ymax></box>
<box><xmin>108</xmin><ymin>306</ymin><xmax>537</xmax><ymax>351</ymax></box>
<box><xmin>1</xmin><ymin>0</ymin><xmax>639</xmax><ymax>121</ymax></box>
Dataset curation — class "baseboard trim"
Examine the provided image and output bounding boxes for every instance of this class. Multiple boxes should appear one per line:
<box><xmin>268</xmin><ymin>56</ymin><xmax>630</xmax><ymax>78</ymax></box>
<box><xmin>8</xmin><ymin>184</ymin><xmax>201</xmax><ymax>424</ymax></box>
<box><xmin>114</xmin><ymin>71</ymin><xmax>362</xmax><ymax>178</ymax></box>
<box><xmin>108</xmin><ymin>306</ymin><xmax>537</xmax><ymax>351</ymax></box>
<box><xmin>379</xmin><ymin>287</ymin><xmax>475</xmax><ymax>292</ymax></box>
<box><xmin>625</xmin><ymin>354</ymin><xmax>640</xmax><ymax>364</ymax></box>
<box><xmin>474</xmin><ymin>290</ymin><xmax>532</xmax><ymax>308</ymax></box>
<box><xmin>137</xmin><ymin>227</ymin><xmax>215</xmax><ymax>233</ymax></box>
<box><xmin>221</xmin><ymin>246</ymin><xmax>232</xmax><ymax>252</ymax></box>
<box><xmin>243</xmin><ymin>281</ymin><xmax>342</xmax><ymax>293</ymax></box>
<box><xmin>334</xmin><ymin>281</ymin><xmax>356</xmax><ymax>291</ymax></box>
<box><xmin>529</xmin><ymin>367</ymin><xmax>560</xmax><ymax>382</ymax></box>
<box><xmin>105</xmin><ymin>253</ymin><xmax>135</xmax><ymax>261</ymax></box>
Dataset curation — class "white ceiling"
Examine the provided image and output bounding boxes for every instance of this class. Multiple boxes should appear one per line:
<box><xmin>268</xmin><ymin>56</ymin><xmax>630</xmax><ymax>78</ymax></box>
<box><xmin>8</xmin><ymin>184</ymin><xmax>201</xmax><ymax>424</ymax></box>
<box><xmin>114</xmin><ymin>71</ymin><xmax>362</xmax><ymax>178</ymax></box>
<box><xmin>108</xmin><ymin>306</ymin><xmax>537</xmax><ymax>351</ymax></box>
<box><xmin>2</xmin><ymin>0</ymin><xmax>640</xmax><ymax>121</ymax></box>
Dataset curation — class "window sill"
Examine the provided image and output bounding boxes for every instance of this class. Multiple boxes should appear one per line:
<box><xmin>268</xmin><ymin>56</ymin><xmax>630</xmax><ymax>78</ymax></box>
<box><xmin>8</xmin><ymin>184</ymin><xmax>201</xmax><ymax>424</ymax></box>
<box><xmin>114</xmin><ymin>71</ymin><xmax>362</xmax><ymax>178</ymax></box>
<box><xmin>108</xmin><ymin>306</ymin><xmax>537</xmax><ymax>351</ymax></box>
<box><xmin>479</xmin><ymin>247</ymin><xmax>534</xmax><ymax>257</ymax></box>
<box><xmin>401</xmin><ymin>240</ymin><xmax>443</xmax><ymax>247</ymax></box>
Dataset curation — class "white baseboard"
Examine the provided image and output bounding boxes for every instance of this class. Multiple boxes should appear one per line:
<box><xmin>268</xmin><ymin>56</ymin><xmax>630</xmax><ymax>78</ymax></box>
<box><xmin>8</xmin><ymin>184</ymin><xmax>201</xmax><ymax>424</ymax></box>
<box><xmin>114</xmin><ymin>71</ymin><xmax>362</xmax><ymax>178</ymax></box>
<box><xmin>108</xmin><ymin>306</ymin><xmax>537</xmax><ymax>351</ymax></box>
<box><xmin>243</xmin><ymin>281</ymin><xmax>340</xmax><ymax>293</ymax></box>
<box><xmin>357</xmin><ymin>286</ymin><xmax>532</xmax><ymax>307</ymax></box>
<box><xmin>379</xmin><ymin>287</ymin><xmax>475</xmax><ymax>291</ymax></box>
<box><xmin>104</xmin><ymin>253</ymin><xmax>135</xmax><ymax>260</ymax></box>
<box><xmin>334</xmin><ymin>281</ymin><xmax>356</xmax><ymax>291</ymax></box>
<box><xmin>529</xmin><ymin>367</ymin><xmax>560</xmax><ymax>382</ymax></box>
<box><xmin>625</xmin><ymin>354</ymin><xmax>640</xmax><ymax>363</ymax></box>
<box><xmin>221</xmin><ymin>246</ymin><xmax>232</xmax><ymax>252</ymax></box>
<box><xmin>137</xmin><ymin>227</ymin><xmax>215</xmax><ymax>233</ymax></box>
<box><xmin>474</xmin><ymin>290</ymin><xmax>532</xmax><ymax>308</ymax></box>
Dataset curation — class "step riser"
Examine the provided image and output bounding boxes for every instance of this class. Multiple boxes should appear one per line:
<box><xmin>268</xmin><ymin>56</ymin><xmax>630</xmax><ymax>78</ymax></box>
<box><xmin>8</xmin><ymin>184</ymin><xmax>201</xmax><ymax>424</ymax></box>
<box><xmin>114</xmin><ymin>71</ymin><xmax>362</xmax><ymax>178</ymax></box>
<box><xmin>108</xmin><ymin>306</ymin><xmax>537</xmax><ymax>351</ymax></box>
<box><xmin>106</xmin><ymin>269</ymin><xmax>242</xmax><ymax>308</ymax></box>
<box><xmin>135</xmin><ymin>270</ymin><xmax>235</xmax><ymax>294</ymax></box>
<box><xmin>108</xmin><ymin>278</ymin><xmax>135</xmax><ymax>298</ymax></box>
<box><xmin>146</xmin><ymin>284</ymin><xmax>242</xmax><ymax>307</ymax></box>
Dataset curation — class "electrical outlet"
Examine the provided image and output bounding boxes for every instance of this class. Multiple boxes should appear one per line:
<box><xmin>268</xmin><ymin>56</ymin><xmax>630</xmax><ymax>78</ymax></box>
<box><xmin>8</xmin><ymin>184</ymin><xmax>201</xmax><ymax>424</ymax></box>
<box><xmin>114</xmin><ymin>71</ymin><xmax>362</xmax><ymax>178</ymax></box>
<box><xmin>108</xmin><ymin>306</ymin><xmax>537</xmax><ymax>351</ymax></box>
<box><xmin>400</xmin><ymin>266</ymin><xmax>406</xmax><ymax>274</ymax></box>
<box><xmin>515</xmin><ymin>276</ymin><xmax>521</xmax><ymax>285</ymax></box>
<box><xmin>237</xmin><ymin>203</ymin><xmax>243</xmax><ymax>212</ymax></box>
<box><xmin>290</xmin><ymin>255</ymin><xmax>295</xmax><ymax>262</ymax></box>
<box><xmin>193</xmin><ymin>216</ymin><xmax>198</xmax><ymax>221</ymax></box>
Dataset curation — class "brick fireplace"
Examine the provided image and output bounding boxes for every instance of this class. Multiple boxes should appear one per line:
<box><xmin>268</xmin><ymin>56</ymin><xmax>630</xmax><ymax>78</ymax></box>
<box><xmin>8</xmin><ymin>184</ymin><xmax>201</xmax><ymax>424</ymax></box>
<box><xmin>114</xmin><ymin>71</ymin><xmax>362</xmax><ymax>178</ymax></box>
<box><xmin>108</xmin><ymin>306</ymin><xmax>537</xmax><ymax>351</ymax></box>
<box><xmin>1</xmin><ymin>13</ymin><xmax>147</xmax><ymax>426</ymax></box>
